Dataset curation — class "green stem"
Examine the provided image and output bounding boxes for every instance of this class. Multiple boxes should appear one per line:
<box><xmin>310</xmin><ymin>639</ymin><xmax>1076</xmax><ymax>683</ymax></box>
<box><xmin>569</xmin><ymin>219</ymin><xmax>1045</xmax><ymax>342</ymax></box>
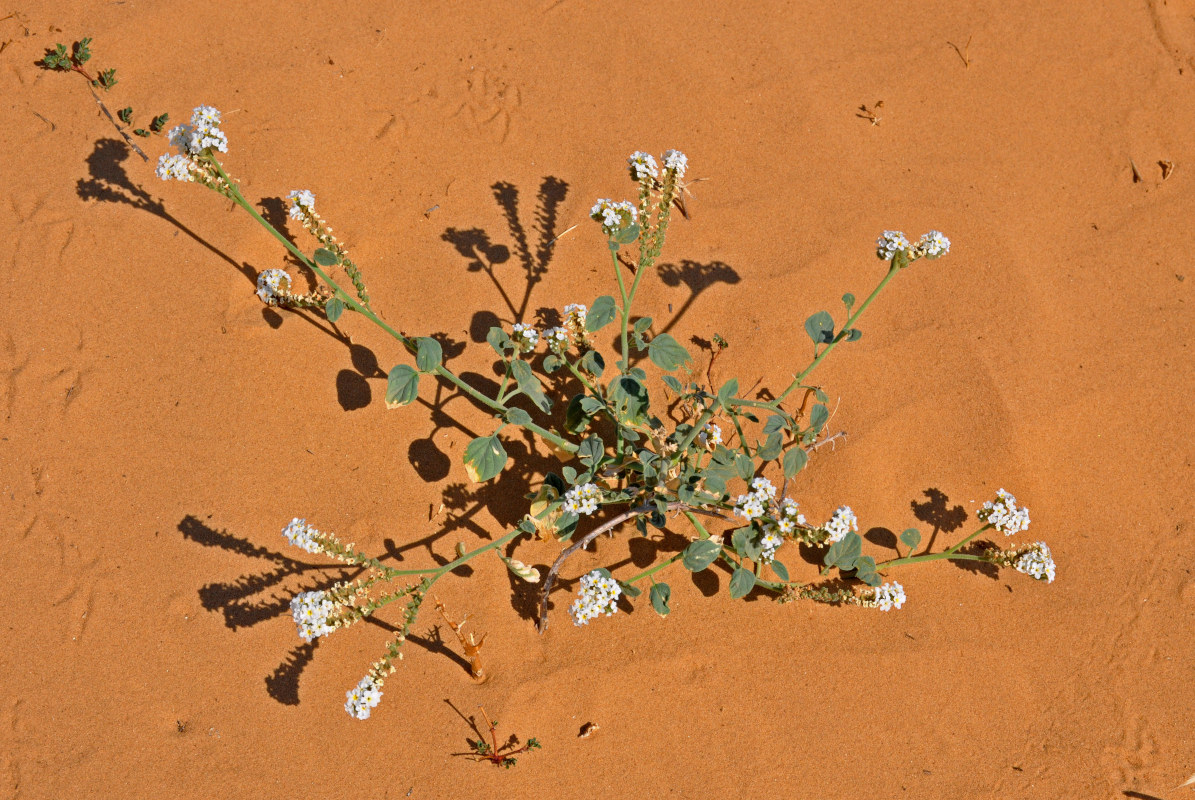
<box><xmin>623</xmin><ymin>550</ymin><xmax>684</xmax><ymax>585</ymax></box>
<box><xmin>676</xmin><ymin>409</ymin><xmax>715</xmax><ymax>455</ymax></box>
<box><xmin>874</xmin><ymin>552</ymin><xmax>985</xmax><ymax>571</ymax></box>
<box><xmin>210</xmin><ymin>156</ymin><xmax>577</xmax><ymax>453</ymax></box>
<box><xmin>777</xmin><ymin>262</ymin><xmax>902</xmax><ymax>403</ymax></box>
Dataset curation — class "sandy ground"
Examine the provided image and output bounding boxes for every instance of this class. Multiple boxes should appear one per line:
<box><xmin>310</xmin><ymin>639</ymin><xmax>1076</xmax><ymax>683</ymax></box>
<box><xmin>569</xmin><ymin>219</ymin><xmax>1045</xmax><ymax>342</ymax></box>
<box><xmin>2</xmin><ymin>1</ymin><xmax>1194</xmax><ymax>797</ymax></box>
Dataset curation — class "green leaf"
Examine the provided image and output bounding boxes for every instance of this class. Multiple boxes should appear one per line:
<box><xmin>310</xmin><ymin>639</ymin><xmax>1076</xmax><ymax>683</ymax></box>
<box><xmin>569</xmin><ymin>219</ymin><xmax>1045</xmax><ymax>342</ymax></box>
<box><xmin>562</xmin><ymin>465</ymin><xmax>577</xmax><ymax>484</ymax></box>
<box><xmin>415</xmin><ymin>337</ymin><xmax>442</xmax><ymax>373</ymax></box>
<box><xmin>762</xmin><ymin>415</ymin><xmax>787</xmax><ymax>436</ymax></box>
<box><xmin>150</xmin><ymin>112</ymin><xmax>169</xmax><ymax>133</ymax></box>
<box><xmin>620</xmin><ymin>581</ymin><xmax>642</xmax><ymax>598</ymax></box>
<box><xmin>732</xmin><ymin>527</ymin><xmax>763</xmax><ymax>561</ymax></box>
<box><xmin>580</xmin><ymin>349</ymin><xmax>605</xmax><ymax>377</ymax></box>
<box><xmin>662</xmin><ymin>375</ymin><xmax>683</xmax><ymax>393</ymax></box>
<box><xmin>564</xmin><ymin>394</ymin><xmax>589</xmax><ymax>434</ymax></box>
<box><xmin>757</xmin><ymin>431</ymin><xmax>783</xmax><ymax>461</ymax></box>
<box><xmin>647</xmin><ymin>333</ymin><xmax>691</xmax><ymax>372</ymax></box>
<box><xmin>542</xmin><ymin>354</ymin><xmax>563</xmax><ymax>373</ymax></box>
<box><xmin>313</xmin><ymin>247</ymin><xmax>338</xmax><ymax>267</ymax></box>
<box><xmin>633</xmin><ymin>317</ymin><xmax>653</xmax><ymax>334</ymax></box>
<box><xmin>814</xmin><ymin>387</ymin><xmax>828</xmax><ymax>403</ymax></box>
<box><xmin>650</xmin><ymin>583</ymin><xmax>671</xmax><ymax>616</ymax></box>
<box><xmin>117</xmin><ymin>106</ymin><xmax>133</xmax><ymax>124</ymax></box>
<box><xmin>729</xmin><ymin>567</ymin><xmax>756</xmax><ymax>599</ymax></box>
<box><xmin>587</xmin><ymin>296</ymin><xmax>618</xmax><ymax>332</ymax></box>
<box><xmin>844</xmin><ymin>328</ymin><xmax>862</xmax><ymax>342</ymax></box>
<box><xmin>505</xmin><ymin>407</ymin><xmax>532</xmax><ymax>426</ymax></box>
<box><xmin>824</xmin><ymin>531</ymin><xmax>862</xmax><ymax>570</ymax></box>
<box><xmin>579</xmin><ymin>396</ymin><xmax>604</xmax><ymax>415</ymax></box>
<box><xmin>842</xmin><ymin>292</ymin><xmax>855</xmax><ymax>312</ymax></box>
<box><xmin>325</xmin><ymin>296</ymin><xmax>344</xmax><ymax>323</ymax></box>
<box><xmin>900</xmin><ymin>528</ymin><xmax>922</xmax><ymax>553</ymax></box>
<box><xmin>809</xmin><ymin>404</ymin><xmax>829</xmax><ymax>432</ymax></box>
<box><xmin>486</xmin><ymin>326</ymin><xmax>511</xmax><ymax>356</ymax></box>
<box><xmin>463</xmin><ymin>434</ymin><xmax>508</xmax><ymax>482</ymax></box>
<box><xmin>385</xmin><ymin>365</ymin><xmax>420</xmax><ymax>408</ymax></box>
<box><xmin>782</xmin><ymin>446</ymin><xmax>808</xmax><ymax>478</ymax></box>
<box><xmin>609</xmin><ymin>376</ymin><xmax>649</xmax><ymax>424</ymax></box>
<box><xmin>511</xmin><ymin>359</ymin><xmax>550</xmax><ymax>413</ymax></box>
<box><xmin>716</xmin><ymin>378</ymin><xmax>739</xmax><ymax>410</ymax></box>
<box><xmin>770</xmin><ymin>559</ymin><xmax>790</xmax><ymax>581</ymax></box>
<box><xmin>853</xmin><ymin>555</ymin><xmax>881</xmax><ymax>587</ymax></box>
<box><xmin>578</xmin><ymin>435</ymin><xmax>604</xmax><ymax>469</ymax></box>
<box><xmin>682</xmin><ymin>539</ymin><xmax>722</xmax><ymax>572</ymax></box>
<box><xmin>735</xmin><ymin>453</ymin><xmax>755</xmax><ymax>481</ymax></box>
<box><xmin>611</xmin><ymin>222</ymin><xmax>640</xmax><ymax>245</ymax></box>
<box><xmin>804</xmin><ymin>311</ymin><xmax>835</xmax><ymax>345</ymax></box>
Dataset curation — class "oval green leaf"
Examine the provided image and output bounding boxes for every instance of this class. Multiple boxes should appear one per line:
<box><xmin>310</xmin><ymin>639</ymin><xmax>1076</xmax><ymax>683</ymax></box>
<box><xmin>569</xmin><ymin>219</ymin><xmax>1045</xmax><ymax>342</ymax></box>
<box><xmin>313</xmin><ymin>247</ymin><xmax>338</xmax><ymax>267</ymax></box>
<box><xmin>415</xmin><ymin>337</ymin><xmax>442</xmax><ymax>373</ymax></box>
<box><xmin>463</xmin><ymin>434</ymin><xmax>508</xmax><ymax>483</ymax></box>
<box><xmin>325</xmin><ymin>296</ymin><xmax>344</xmax><ymax>323</ymax></box>
<box><xmin>586</xmin><ymin>296</ymin><xmax>618</xmax><ymax>332</ymax></box>
<box><xmin>650</xmin><ymin>582</ymin><xmax>671</xmax><ymax>617</ymax></box>
<box><xmin>782</xmin><ymin>446</ymin><xmax>808</xmax><ymax>478</ymax></box>
<box><xmin>385</xmin><ymin>364</ymin><xmax>419</xmax><ymax>408</ymax></box>
<box><xmin>729</xmin><ymin>566</ymin><xmax>756</xmax><ymax>599</ymax></box>
<box><xmin>647</xmin><ymin>332</ymin><xmax>691</xmax><ymax>372</ymax></box>
<box><xmin>682</xmin><ymin>539</ymin><xmax>722</xmax><ymax>572</ymax></box>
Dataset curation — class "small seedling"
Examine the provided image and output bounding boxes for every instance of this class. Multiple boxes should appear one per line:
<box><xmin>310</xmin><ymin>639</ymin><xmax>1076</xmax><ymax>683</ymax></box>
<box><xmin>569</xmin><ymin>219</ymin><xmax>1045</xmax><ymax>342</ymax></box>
<box><xmin>467</xmin><ymin>706</ymin><xmax>541</xmax><ymax>768</ymax></box>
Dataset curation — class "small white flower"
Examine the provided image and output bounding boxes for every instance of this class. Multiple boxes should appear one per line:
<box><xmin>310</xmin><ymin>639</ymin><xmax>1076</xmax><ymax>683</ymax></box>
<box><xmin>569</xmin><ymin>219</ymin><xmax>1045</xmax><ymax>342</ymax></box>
<box><xmin>697</xmin><ymin>422</ymin><xmax>722</xmax><ymax>448</ymax></box>
<box><xmin>822</xmin><ymin>505</ymin><xmax>858</xmax><ymax>544</ymax></box>
<box><xmin>191</xmin><ymin>105</ymin><xmax>222</xmax><ymax>127</ymax></box>
<box><xmin>876</xmin><ymin>230</ymin><xmax>911</xmax><ymax>261</ymax></box>
<box><xmin>863</xmin><ymin>581</ymin><xmax>906</xmax><ymax>611</ymax></box>
<box><xmin>255</xmin><ymin>269</ymin><xmax>292</xmax><ymax>306</ymax></box>
<box><xmin>344</xmin><ymin>675</ymin><xmax>383</xmax><ymax>720</ymax></box>
<box><xmin>282</xmin><ymin>517</ymin><xmax>324</xmax><ymax>554</ymax></box>
<box><xmin>627</xmin><ymin>151</ymin><xmax>659</xmax><ymax>181</ymax></box>
<box><xmin>759</xmin><ymin>530</ymin><xmax>784</xmax><ymax>562</ymax></box>
<box><xmin>544</xmin><ymin>326</ymin><xmax>569</xmax><ymax>354</ymax></box>
<box><xmin>290</xmin><ymin>590</ymin><xmax>337</xmax><ymax>641</ymax></box>
<box><xmin>750</xmin><ymin>477</ymin><xmax>777</xmax><ymax>499</ymax></box>
<box><xmin>511</xmin><ymin>322</ymin><xmax>540</xmax><ymax>353</ymax></box>
<box><xmin>562</xmin><ymin>482</ymin><xmax>602</xmax><ymax>516</ymax></box>
<box><xmin>978</xmin><ymin>488</ymin><xmax>1030</xmax><ymax>535</ymax></box>
<box><xmin>662</xmin><ymin>149</ymin><xmax>688</xmax><ymax>177</ymax></box>
<box><xmin>155</xmin><ymin>154</ymin><xmax>194</xmax><ymax>182</ymax></box>
<box><xmin>590</xmin><ymin>199</ymin><xmax>637</xmax><ymax>235</ymax></box>
<box><xmin>288</xmin><ymin>189</ymin><xmax>316</xmax><ymax>221</ymax></box>
<box><xmin>917</xmin><ymin>230</ymin><xmax>950</xmax><ymax>258</ymax></box>
<box><xmin>1014</xmin><ymin>542</ymin><xmax>1055</xmax><ymax>583</ymax></box>
<box><xmin>569</xmin><ymin>569</ymin><xmax>622</xmax><ymax>625</ymax></box>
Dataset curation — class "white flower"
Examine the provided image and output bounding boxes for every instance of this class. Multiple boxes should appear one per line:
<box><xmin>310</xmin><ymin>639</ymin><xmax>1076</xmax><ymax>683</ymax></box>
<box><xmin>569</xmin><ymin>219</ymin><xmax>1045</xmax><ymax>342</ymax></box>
<box><xmin>750</xmin><ymin>477</ymin><xmax>777</xmax><ymax>499</ymax></box>
<box><xmin>917</xmin><ymin>230</ymin><xmax>950</xmax><ymax>258</ymax></box>
<box><xmin>627</xmin><ymin>151</ymin><xmax>659</xmax><ymax>181</ymax></box>
<box><xmin>662</xmin><ymin>149</ymin><xmax>688</xmax><ymax>177</ymax></box>
<box><xmin>590</xmin><ymin>199</ymin><xmax>637</xmax><ymax>235</ymax></box>
<box><xmin>562</xmin><ymin>482</ymin><xmax>602</xmax><ymax>516</ymax></box>
<box><xmin>697</xmin><ymin>422</ymin><xmax>722</xmax><ymax>448</ymax></box>
<box><xmin>282</xmin><ymin>517</ymin><xmax>323</xmax><ymax>554</ymax></box>
<box><xmin>290</xmin><ymin>590</ymin><xmax>337</xmax><ymax>641</ymax></box>
<box><xmin>822</xmin><ymin>505</ymin><xmax>858</xmax><ymax>544</ymax></box>
<box><xmin>978</xmin><ymin>488</ymin><xmax>1030</xmax><ymax>535</ymax></box>
<box><xmin>255</xmin><ymin>269</ymin><xmax>292</xmax><ymax>306</ymax></box>
<box><xmin>876</xmin><ymin>230</ymin><xmax>911</xmax><ymax>261</ymax></box>
<box><xmin>167</xmin><ymin>107</ymin><xmax>229</xmax><ymax>155</ymax></box>
<box><xmin>563</xmin><ymin>304</ymin><xmax>588</xmax><ymax>341</ymax></box>
<box><xmin>155</xmin><ymin>154</ymin><xmax>194</xmax><ymax>182</ymax></box>
<box><xmin>511</xmin><ymin>322</ymin><xmax>539</xmax><ymax>353</ymax></box>
<box><xmin>544</xmin><ymin>326</ymin><xmax>569</xmax><ymax>354</ymax></box>
<box><xmin>167</xmin><ymin>124</ymin><xmax>193</xmax><ymax>151</ymax></box>
<box><xmin>288</xmin><ymin>189</ymin><xmax>316</xmax><ymax>220</ymax></box>
<box><xmin>759</xmin><ymin>530</ymin><xmax>784</xmax><ymax>561</ymax></box>
<box><xmin>191</xmin><ymin>105</ymin><xmax>222</xmax><ymax>127</ymax></box>
<box><xmin>569</xmin><ymin>569</ymin><xmax>622</xmax><ymax>625</ymax></box>
<box><xmin>863</xmin><ymin>581</ymin><xmax>906</xmax><ymax>611</ymax></box>
<box><xmin>1014</xmin><ymin>542</ymin><xmax>1055</xmax><ymax>583</ymax></box>
<box><xmin>344</xmin><ymin>675</ymin><xmax>383</xmax><ymax>720</ymax></box>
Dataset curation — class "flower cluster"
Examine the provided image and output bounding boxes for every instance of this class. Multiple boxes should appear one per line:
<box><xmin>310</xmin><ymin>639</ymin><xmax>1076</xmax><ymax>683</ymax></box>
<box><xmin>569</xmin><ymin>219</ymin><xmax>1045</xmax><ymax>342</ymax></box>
<box><xmin>978</xmin><ymin>488</ymin><xmax>1030</xmax><ymax>535</ymax></box>
<box><xmin>290</xmin><ymin>590</ymin><xmax>337</xmax><ymax>641</ymax></box>
<box><xmin>590</xmin><ymin>199</ymin><xmax>637</xmax><ymax>236</ymax></box>
<box><xmin>282</xmin><ymin>516</ymin><xmax>324</xmax><ymax>553</ymax></box>
<box><xmin>759</xmin><ymin>529</ymin><xmax>784</xmax><ymax>562</ymax></box>
<box><xmin>544</xmin><ymin>326</ymin><xmax>569</xmax><ymax>354</ymax></box>
<box><xmin>562</xmin><ymin>482</ymin><xmax>602</xmax><ymax>516</ymax></box>
<box><xmin>1014</xmin><ymin>542</ymin><xmax>1055</xmax><ymax>583</ymax></box>
<box><xmin>256</xmin><ymin>269</ymin><xmax>292</xmax><ymax>306</ymax></box>
<box><xmin>763</xmin><ymin>496</ymin><xmax>806</xmax><ymax>537</ymax></box>
<box><xmin>344</xmin><ymin>675</ymin><xmax>383</xmax><ymax>720</ymax></box>
<box><xmin>510</xmin><ymin>322</ymin><xmax>539</xmax><ymax>354</ymax></box>
<box><xmin>287</xmin><ymin>189</ymin><xmax>316</xmax><ymax>221</ymax></box>
<box><xmin>167</xmin><ymin>104</ymin><xmax>227</xmax><ymax>155</ymax></box>
<box><xmin>862</xmin><ymin>581</ymin><xmax>906</xmax><ymax>611</ymax></box>
<box><xmin>916</xmin><ymin>230</ymin><xmax>950</xmax><ymax>258</ymax></box>
<box><xmin>821</xmin><ymin>505</ymin><xmax>858</xmax><ymax>544</ymax></box>
<box><xmin>697</xmin><ymin>422</ymin><xmax>722</xmax><ymax>448</ymax></box>
<box><xmin>569</xmin><ymin>570</ymin><xmax>622</xmax><ymax>625</ymax></box>
<box><xmin>733</xmin><ymin>477</ymin><xmax>778</xmax><ymax>521</ymax></box>
<box><xmin>662</xmin><ymin>149</ymin><xmax>688</xmax><ymax>177</ymax></box>
<box><xmin>155</xmin><ymin>154</ymin><xmax>193</xmax><ymax>182</ymax></box>
<box><xmin>876</xmin><ymin>230</ymin><xmax>911</xmax><ymax>261</ymax></box>
<box><xmin>627</xmin><ymin>151</ymin><xmax>659</xmax><ymax>181</ymax></box>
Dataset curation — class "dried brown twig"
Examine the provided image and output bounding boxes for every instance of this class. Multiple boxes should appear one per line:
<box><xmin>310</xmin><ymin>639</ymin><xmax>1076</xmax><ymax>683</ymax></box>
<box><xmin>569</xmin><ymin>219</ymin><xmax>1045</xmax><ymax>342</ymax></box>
<box><xmin>434</xmin><ymin>597</ymin><xmax>487</xmax><ymax>680</ymax></box>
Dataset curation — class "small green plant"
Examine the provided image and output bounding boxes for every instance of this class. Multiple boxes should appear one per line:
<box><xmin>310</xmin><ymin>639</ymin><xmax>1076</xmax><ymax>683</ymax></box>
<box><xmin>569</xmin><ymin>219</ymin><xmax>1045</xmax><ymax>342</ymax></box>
<box><xmin>464</xmin><ymin>707</ymin><xmax>541</xmax><ymax>768</ymax></box>
<box><xmin>52</xmin><ymin>57</ymin><xmax>1057</xmax><ymax>725</ymax></box>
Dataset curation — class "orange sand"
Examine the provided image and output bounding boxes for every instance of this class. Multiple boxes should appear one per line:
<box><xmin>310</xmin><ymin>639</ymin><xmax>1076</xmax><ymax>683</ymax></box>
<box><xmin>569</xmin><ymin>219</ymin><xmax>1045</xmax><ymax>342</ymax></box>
<box><xmin>2</xmin><ymin>1</ymin><xmax>1193</xmax><ymax>797</ymax></box>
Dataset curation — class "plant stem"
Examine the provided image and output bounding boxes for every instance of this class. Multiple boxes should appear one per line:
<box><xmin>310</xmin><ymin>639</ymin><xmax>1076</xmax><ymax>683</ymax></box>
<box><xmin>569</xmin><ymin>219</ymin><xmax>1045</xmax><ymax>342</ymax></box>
<box><xmin>777</xmin><ymin>262</ymin><xmax>902</xmax><ymax>403</ymax></box>
<box><xmin>874</xmin><ymin>552</ymin><xmax>985</xmax><ymax>571</ymax></box>
<box><xmin>209</xmin><ymin>156</ymin><xmax>577</xmax><ymax>453</ymax></box>
<box><xmin>622</xmin><ymin>550</ymin><xmax>684</xmax><ymax>585</ymax></box>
